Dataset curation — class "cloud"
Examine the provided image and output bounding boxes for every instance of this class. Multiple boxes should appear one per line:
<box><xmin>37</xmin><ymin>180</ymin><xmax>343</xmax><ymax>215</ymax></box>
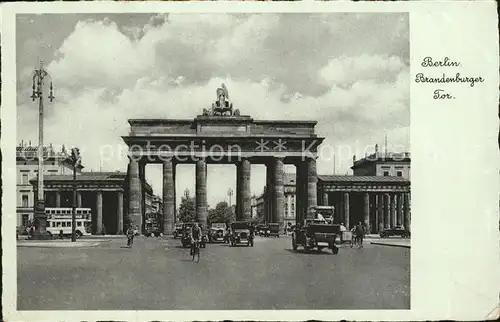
<box><xmin>17</xmin><ymin>13</ymin><xmax>409</xmax><ymax>206</ymax></box>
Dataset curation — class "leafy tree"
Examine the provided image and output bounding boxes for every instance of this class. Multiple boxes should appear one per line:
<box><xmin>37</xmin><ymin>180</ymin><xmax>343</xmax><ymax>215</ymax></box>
<box><xmin>178</xmin><ymin>195</ymin><xmax>196</xmax><ymax>223</ymax></box>
<box><xmin>207</xmin><ymin>201</ymin><xmax>234</xmax><ymax>225</ymax></box>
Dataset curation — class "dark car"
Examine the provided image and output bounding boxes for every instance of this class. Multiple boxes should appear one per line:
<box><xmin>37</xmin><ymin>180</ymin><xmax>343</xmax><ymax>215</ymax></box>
<box><xmin>173</xmin><ymin>223</ymin><xmax>184</xmax><ymax>239</ymax></box>
<box><xmin>180</xmin><ymin>222</ymin><xmax>207</xmax><ymax>248</ymax></box>
<box><xmin>208</xmin><ymin>223</ymin><xmax>227</xmax><ymax>243</ymax></box>
<box><xmin>258</xmin><ymin>224</ymin><xmax>270</xmax><ymax>237</ymax></box>
<box><xmin>292</xmin><ymin>218</ymin><xmax>340</xmax><ymax>254</ymax></box>
<box><xmin>379</xmin><ymin>226</ymin><xmax>410</xmax><ymax>238</ymax></box>
<box><xmin>230</xmin><ymin>221</ymin><xmax>254</xmax><ymax>247</ymax></box>
<box><xmin>268</xmin><ymin>223</ymin><xmax>280</xmax><ymax>238</ymax></box>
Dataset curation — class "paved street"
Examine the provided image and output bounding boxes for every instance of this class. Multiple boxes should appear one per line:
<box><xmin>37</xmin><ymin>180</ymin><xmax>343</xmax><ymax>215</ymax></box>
<box><xmin>18</xmin><ymin>236</ymin><xmax>410</xmax><ymax>310</ymax></box>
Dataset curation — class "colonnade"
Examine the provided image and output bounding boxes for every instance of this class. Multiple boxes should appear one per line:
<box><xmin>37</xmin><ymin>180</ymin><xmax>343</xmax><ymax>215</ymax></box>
<box><xmin>321</xmin><ymin>190</ymin><xmax>411</xmax><ymax>233</ymax></box>
<box><xmin>50</xmin><ymin>190</ymin><xmax>124</xmax><ymax>234</ymax></box>
<box><xmin>128</xmin><ymin>156</ymin><xmax>319</xmax><ymax>235</ymax></box>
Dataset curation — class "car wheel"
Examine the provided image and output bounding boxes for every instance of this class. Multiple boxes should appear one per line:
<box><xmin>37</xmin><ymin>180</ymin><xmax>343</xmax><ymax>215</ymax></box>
<box><xmin>47</xmin><ymin>231</ymin><xmax>53</xmax><ymax>239</ymax></box>
<box><xmin>332</xmin><ymin>246</ymin><xmax>339</xmax><ymax>255</ymax></box>
<box><xmin>75</xmin><ymin>230</ymin><xmax>83</xmax><ymax>238</ymax></box>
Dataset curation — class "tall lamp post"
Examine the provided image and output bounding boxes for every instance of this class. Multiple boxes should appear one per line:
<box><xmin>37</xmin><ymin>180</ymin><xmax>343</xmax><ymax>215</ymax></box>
<box><xmin>227</xmin><ymin>188</ymin><xmax>233</xmax><ymax>207</ymax></box>
<box><xmin>31</xmin><ymin>60</ymin><xmax>54</xmax><ymax>240</ymax></box>
<box><xmin>70</xmin><ymin>148</ymin><xmax>81</xmax><ymax>242</ymax></box>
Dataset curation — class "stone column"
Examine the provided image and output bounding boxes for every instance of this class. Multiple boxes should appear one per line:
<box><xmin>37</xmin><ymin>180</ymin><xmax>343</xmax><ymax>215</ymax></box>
<box><xmin>96</xmin><ymin>191</ymin><xmax>103</xmax><ymax>234</ymax></box>
<box><xmin>173</xmin><ymin>164</ymin><xmax>177</xmax><ymax>224</ymax></box>
<box><xmin>239</xmin><ymin>158</ymin><xmax>251</xmax><ymax>221</ymax></box>
<box><xmin>307</xmin><ymin>158</ymin><xmax>318</xmax><ymax>216</ymax></box>
<box><xmin>76</xmin><ymin>192</ymin><xmax>82</xmax><ymax>208</ymax></box>
<box><xmin>196</xmin><ymin>158</ymin><xmax>208</xmax><ymax>229</ymax></box>
<box><xmin>404</xmin><ymin>192</ymin><xmax>411</xmax><ymax>231</ymax></box>
<box><xmin>323</xmin><ymin>191</ymin><xmax>329</xmax><ymax>206</ymax></box>
<box><xmin>364</xmin><ymin>192</ymin><xmax>370</xmax><ymax>233</ymax></box>
<box><xmin>343</xmin><ymin>192</ymin><xmax>350</xmax><ymax>229</ymax></box>
<box><xmin>163</xmin><ymin>158</ymin><xmax>175</xmax><ymax>235</ymax></box>
<box><xmin>236</xmin><ymin>164</ymin><xmax>241</xmax><ymax>220</ymax></box>
<box><xmin>295</xmin><ymin>163</ymin><xmax>303</xmax><ymax>224</ymax></box>
<box><xmin>377</xmin><ymin>194</ymin><xmax>384</xmax><ymax>233</ymax></box>
<box><xmin>139</xmin><ymin>161</ymin><xmax>146</xmax><ymax>232</ymax></box>
<box><xmin>274</xmin><ymin>157</ymin><xmax>285</xmax><ymax>228</ymax></box>
<box><xmin>266</xmin><ymin>161</ymin><xmax>276</xmax><ymax>223</ymax></box>
<box><xmin>128</xmin><ymin>158</ymin><xmax>142</xmax><ymax>232</ymax></box>
<box><xmin>55</xmin><ymin>191</ymin><xmax>61</xmax><ymax>207</ymax></box>
<box><xmin>397</xmin><ymin>193</ymin><xmax>404</xmax><ymax>226</ymax></box>
<box><xmin>384</xmin><ymin>193</ymin><xmax>390</xmax><ymax>229</ymax></box>
<box><xmin>390</xmin><ymin>194</ymin><xmax>397</xmax><ymax>227</ymax></box>
<box><xmin>117</xmin><ymin>191</ymin><xmax>124</xmax><ymax>234</ymax></box>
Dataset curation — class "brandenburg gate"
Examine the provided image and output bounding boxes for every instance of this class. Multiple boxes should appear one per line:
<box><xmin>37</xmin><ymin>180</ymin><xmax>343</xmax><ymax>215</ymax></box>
<box><xmin>122</xmin><ymin>85</ymin><xmax>324</xmax><ymax>234</ymax></box>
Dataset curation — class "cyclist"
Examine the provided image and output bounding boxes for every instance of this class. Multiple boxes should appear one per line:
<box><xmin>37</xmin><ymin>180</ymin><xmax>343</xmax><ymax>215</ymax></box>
<box><xmin>190</xmin><ymin>222</ymin><xmax>202</xmax><ymax>256</ymax></box>
<box><xmin>126</xmin><ymin>225</ymin><xmax>135</xmax><ymax>248</ymax></box>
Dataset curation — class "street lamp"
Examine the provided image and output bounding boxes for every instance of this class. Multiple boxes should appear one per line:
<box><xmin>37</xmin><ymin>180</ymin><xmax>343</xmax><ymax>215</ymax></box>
<box><xmin>70</xmin><ymin>147</ymin><xmax>81</xmax><ymax>242</ymax></box>
<box><xmin>31</xmin><ymin>60</ymin><xmax>54</xmax><ymax>240</ymax></box>
<box><xmin>227</xmin><ymin>188</ymin><xmax>233</xmax><ymax>207</ymax></box>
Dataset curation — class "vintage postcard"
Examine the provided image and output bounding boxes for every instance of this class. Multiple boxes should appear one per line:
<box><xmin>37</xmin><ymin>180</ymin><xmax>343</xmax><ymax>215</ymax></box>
<box><xmin>1</xmin><ymin>1</ymin><xmax>499</xmax><ymax>321</ymax></box>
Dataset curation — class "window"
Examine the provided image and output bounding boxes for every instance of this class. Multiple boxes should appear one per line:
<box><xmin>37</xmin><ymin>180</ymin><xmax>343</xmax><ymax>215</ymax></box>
<box><xmin>77</xmin><ymin>222</ymin><xmax>82</xmax><ymax>227</ymax></box>
<box><xmin>22</xmin><ymin>195</ymin><xmax>29</xmax><ymax>208</ymax></box>
<box><xmin>22</xmin><ymin>214</ymin><xmax>29</xmax><ymax>227</ymax></box>
<box><xmin>21</xmin><ymin>173</ymin><xmax>28</xmax><ymax>184</ymax></box>
<box><xmin>397</xmin><ymin>171</ymin><xmax>403</xmax><ymax>177</ymax></box>
<box><xmin>62</xmin><ymin>222</ymin><xmax>66</xmax><ymax>227</ymax></box>
<box><xmin>383</xmin><ymin>171</ymin><xmax>389</xmax><ymax>176</ymax></box>
<box><xmin>67</xmin><ymin>221</ymin><xmax>71</xmax><ymax>227</ymax></box>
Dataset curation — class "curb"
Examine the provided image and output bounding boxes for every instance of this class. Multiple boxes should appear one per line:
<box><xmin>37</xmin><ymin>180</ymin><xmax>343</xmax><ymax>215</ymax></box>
<box><xmin>17</xmin><ymin>242</ymin><xmax>101</xmax><ymax>248</ymax></box>
<box><xmin>370</xmin><ymin>241</ymin><xmax>411</xmax><ymax>249</ymax></box>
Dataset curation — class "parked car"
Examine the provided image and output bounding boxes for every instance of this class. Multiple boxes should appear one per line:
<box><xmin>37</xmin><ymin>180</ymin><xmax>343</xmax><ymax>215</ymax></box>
<box><xmin>268</xmin><ymin>223</ymin><xmax>280</xmax><ymax>238</ymax></box>
<box><xmin>173</xmin><ymin>223</ymin><xmax>184</xmax><ymax>239</ymax></box>
<box><xmin>208</xmin><ymin>222</ymin><xmax>227</xmax><ymax>243</ymax></box>
<box><xmin>180</xmin><ymin>222</ymin><xmax>207</xmax><ymax>248</ymax></box>
<box><xmin>379</xmin><ymin>226</ymin><xmax>410</xmax><ymax>238</ymax></box>
<box><xmin>292</xmin><ymin>217</ymin><xmax>340</xmax><ymax>254</ymax></box>
<box><xmin>230</xmin><ymin>221</ymin><xmax>254</xmax><ymax>247</ymax></box>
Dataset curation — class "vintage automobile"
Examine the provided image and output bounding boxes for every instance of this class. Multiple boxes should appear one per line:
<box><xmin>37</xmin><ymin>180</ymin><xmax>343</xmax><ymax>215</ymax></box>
<box><xmin>230</xmin><ymin>221</ymin><xmax>254</xmax><ymax>247</ymax></box>
<box><xmin>258</xmin><ymin>224</ymin><xmax>270</xmax><ymax>237</ymax></box>
<box><xmin>180</xmin><ymin>222</ymin><xmax>207</xmax><ymax>248</ymax></box>
<box><xmin>292</xmin><ymin>216</ymin><xmax>340</xmax><ymax>254</ymax></box>
<box><xmin>379</xmin><ymin>226</ymin><xmax>410</xmax><ymax>238</ymax></box>
<box><xmin>172</xmin><ymin>223</ymin><xmax>184</xmax><ymax>239</ymax></box>
<box><xmin>208</xmin><ymin>222</ymin><xmax>227</xmax><ymax>243</ymax></box>
<box><xmin>268</xmin><ymin>223</ymin><xmax>280</xmax><ymax>238</ymax></box>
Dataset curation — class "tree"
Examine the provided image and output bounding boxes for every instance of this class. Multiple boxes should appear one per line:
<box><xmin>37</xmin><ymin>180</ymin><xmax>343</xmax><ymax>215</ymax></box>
<box><xmin>207</xmin><ymin>201</ymin><xmax>234</xmax><ymax>225</ymax></box>
<box><xmin>178</xmin><ymin>195</ymin><xmax>196</xmax><ymax>223</ymax></box>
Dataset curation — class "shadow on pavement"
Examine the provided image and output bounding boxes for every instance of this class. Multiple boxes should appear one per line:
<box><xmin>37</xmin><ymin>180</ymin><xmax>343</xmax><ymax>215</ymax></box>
<box><xmin>282</xmin><ymin>248</ymin><xmax>335</xmax><ymax>255</ymax></box>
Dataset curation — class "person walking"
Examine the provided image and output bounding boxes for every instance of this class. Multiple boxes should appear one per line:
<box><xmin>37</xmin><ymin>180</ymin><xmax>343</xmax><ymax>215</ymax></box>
<box><xmin>355</xmin><ymin>221</ymin><xmax>366</xmax><ymax>248</ymax></box>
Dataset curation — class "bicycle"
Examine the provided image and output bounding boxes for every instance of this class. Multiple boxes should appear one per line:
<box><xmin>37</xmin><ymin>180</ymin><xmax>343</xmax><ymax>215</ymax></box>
<box><xmin>191</xmin><ymin>240</ymin><xmax>200</xmax><ymax>262</ymax></box>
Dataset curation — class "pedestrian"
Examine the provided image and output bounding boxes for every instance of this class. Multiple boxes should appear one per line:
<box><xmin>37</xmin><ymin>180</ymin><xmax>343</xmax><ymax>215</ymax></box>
<box><xmin>355</xmin><ymin>221</ymin><xmax>365</xmax><ymax>248</ymax></box>
<box><xmin>339</xmin><ymin>222</ymin><xmax>346</xmax><ymax>244</ymax></box>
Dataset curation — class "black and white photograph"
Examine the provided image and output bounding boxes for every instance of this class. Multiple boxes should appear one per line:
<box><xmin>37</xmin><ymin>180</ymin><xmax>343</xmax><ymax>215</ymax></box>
<box><xmin>1</xmin><ymin>1</ymin><xmax>498</xmax><ymax>321</ymax></box>
<box><xmin>14</xmin><ymin>11</ymin><xmax>410</xmax><ymax>311</ymax></box>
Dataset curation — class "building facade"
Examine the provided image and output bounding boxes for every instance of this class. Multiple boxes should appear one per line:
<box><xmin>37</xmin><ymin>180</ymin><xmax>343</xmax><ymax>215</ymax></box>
<box><xmin>351</xmin><ymin>145</ymin><xmax>411</xmax><ymax>180</ymax></box>
<box><xmin>16</xmin><ymin>143</ymin><xmax>83</xmax><ymax>228</ymax></box>
<box><xmin>30</xmin><ymin>172</ymin><xmax>154</xmax><ymax>235</ymax></box>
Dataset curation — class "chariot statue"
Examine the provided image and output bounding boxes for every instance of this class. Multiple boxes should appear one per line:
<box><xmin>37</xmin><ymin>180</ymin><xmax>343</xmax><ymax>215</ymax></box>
<box><xmin>202</xmin><ymin>83</ymin><xmax>240</xmax><ymax>117</ymax></box>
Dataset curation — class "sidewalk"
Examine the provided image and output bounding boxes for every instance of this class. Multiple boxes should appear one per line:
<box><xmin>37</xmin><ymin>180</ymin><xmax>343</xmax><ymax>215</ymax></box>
<box><xmin>370</xmin><ymin>240</ymin><xmax>411</xmax><ymax>249</ymax></box>
<box><xmin>17</xmin><ymin>240</ymin><xmax>108</xmax><ymax>248</ymax></box>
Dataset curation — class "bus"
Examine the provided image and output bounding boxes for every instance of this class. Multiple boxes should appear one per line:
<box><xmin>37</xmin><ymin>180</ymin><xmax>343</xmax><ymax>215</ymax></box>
<box><xmin>45</xmin><ymin>207</ymin><xmax>92</xmax><ymax>238</ymax></box>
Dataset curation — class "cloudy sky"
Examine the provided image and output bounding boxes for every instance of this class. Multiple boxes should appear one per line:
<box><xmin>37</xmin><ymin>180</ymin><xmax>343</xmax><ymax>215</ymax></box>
<box><xmin>16</xmin><ymin>13</ymin><xmax>409</xmax><ymax>208</ymax></box>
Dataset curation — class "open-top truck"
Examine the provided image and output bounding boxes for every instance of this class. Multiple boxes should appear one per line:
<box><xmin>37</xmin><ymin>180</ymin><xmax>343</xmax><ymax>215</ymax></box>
<box><xmin>291</xmin><ymin>206</ymin><xmax>340</xmax><ymax>254</ymax></box>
